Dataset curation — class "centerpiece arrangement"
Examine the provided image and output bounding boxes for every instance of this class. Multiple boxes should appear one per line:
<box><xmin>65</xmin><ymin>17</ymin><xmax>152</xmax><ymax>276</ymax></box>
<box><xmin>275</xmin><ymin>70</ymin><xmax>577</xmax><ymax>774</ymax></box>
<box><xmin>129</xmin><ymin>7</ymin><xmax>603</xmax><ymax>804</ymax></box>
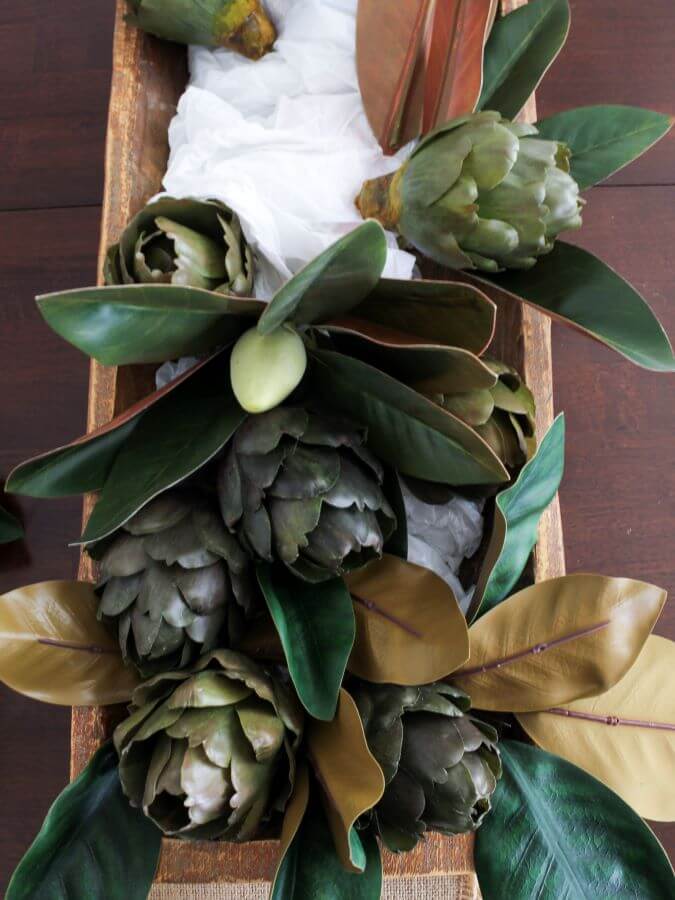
<box><xmin>1</xmin><ymin>1</ymin><xmax>673</xmax><ymax>899</ymax></box>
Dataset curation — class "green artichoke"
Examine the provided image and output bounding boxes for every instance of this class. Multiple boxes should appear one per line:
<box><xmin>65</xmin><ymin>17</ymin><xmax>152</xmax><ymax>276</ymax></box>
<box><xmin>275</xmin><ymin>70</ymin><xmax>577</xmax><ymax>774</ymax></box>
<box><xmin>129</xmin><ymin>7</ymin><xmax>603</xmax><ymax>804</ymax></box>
<box><xmin>353</xmin><ymin>681</ymin><xmax>501</xmax><ymax>851</ymax></box>
<box><xmin>114</xmin><ymin>650</ymin><xmax>303</xmax><ymax>839</ymax></box>
<box><xmin>105</xmin><ymin>196</ymin><xmax>254</xmax><ymax>295</ymax></box>
<box><xmin>357</xmin><ymin>110</ymin><xmax>584</xmax><ymax>272</ymax></box>
<box><xmin>427</xmin><ymin>360</ymin><xmax>536</xmax><ymax>468</ymax></box>
<box><xmin>126</xmin><ymin>0</ymin><xmax>276</xmax><ymax>59</ymax></box>
<box><xmin>218</xmin><ymin>407</ymin><xmax>397</xmax><ymax>583</ymax></box>
<box><xmin>94</xmin><ymin>490</ymin><xmax>259</xmax><ymax>673</ymax></box>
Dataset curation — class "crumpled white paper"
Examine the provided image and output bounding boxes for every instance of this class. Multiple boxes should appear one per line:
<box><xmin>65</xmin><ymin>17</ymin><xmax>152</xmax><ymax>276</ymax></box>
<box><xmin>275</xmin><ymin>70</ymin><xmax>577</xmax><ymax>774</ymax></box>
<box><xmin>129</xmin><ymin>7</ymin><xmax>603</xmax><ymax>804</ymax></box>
<box><xmin>164</xmin><ymin>0</ymin><xmax>416</xmax><ymax>297</ymax></box>
<box><xmin>401</xmin><ymin>482</ymin><xmax>485</xmax><ymax>613</ymax></box>
<box><xmin>160</xmin><ymin>0</ymin><xmax>485</xmax><ymax>600</ymax></box>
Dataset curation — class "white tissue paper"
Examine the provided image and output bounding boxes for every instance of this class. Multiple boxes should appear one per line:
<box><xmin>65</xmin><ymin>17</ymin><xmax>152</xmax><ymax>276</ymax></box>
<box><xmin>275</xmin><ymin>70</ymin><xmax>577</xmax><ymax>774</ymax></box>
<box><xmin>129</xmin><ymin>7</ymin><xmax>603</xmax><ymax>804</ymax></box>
<box><xmin>161</xmin><ymin>0</ymin><xmax>486</xmax><ymax>601</ymax></box>
<box><xmin>164</xmin><ymin>0</ymin><xmax>416</xmax><ymax>297</ymax></box>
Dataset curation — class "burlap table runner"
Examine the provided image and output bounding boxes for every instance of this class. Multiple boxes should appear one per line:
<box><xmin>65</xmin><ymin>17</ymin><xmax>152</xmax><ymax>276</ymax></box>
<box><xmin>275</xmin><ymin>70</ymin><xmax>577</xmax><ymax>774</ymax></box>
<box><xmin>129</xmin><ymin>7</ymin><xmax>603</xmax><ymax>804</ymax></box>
<box><xmin>150</xmin><ymin>874</ymin><xmax>479</xmax><ymax>899</ymax></box>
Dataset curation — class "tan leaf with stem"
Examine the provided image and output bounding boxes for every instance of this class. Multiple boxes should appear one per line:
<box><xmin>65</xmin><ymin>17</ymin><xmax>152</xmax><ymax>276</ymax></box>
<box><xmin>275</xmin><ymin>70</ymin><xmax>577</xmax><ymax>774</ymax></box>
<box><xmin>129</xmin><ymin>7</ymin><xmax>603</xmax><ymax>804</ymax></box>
<box><xmin>308</xmin><ymin>689</ymin><xmax>385</xmax><ymax>873</ymax></box>
<box><xmin>346</xmin><ymin>555</ymin><xmax>470</xmax><ymax>684</ymax></box>
<box><xmin>0</xmin><ymin>581</ymin><xmax>139</xmax><ymax>705</ymax></box>
<box><xmin>519</xmin><ymin>635</ymin><xmax>675</xmax><ymax>822</ymax></box>
<box><xmin>453</xmin><ymin>574</ymin><xmax>666</xmax><ymax>712</ymax></box>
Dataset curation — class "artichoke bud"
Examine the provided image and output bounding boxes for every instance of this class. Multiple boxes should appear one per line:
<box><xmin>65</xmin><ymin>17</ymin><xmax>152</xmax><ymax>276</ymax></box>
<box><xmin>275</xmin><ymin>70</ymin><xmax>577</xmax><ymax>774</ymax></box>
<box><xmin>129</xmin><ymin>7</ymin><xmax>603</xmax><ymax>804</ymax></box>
<box><xmin>230</xmin><ymin>325</ymin><xmax>308</xmax><ymax>413</ymax></box>
<box><xmin>105</xmin><ymin>197</ymin><xmax>254</xmax><ymax>296</ymax></box>
<box><xmin>114</xmin><ymin>650</ymin><xmax>303</xmax><ymax>840</ymax></box>
<box><xmin>357</xmin><ymin>110</ymin><xmax>584</xmax><ymax>272</ymax></box>
<box><xmin>353</xmin><ymin>681</ymin><xmax>501</xmax><ymax>851</ymax></box>
<box><xmin>217</xmin><ymin>407</ymin><xmax>397</xmax><ymax>582</ymax></box>
<box><xmin>92</xmin><ymin>490</ymin><xmax>260</xmax><ymax>674</ymax></box>
<box><xmin>126</xmin><ymin>0</ymin><xmax>276</xmax><ymax>60</ymax></box>
<box><xmin>428</xmin><ymin>359</ymin><xmax>536</xmax><ymax>469</ymax></box>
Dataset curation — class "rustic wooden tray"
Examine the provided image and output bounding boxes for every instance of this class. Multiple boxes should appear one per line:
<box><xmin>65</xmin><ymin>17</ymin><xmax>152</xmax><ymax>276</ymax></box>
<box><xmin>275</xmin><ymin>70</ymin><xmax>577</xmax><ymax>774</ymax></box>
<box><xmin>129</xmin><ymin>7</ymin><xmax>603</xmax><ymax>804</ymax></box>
<box><xmin>73</xmin><ymin>1</ymin><xmax>565</xmax><ymax>896</ymax></box>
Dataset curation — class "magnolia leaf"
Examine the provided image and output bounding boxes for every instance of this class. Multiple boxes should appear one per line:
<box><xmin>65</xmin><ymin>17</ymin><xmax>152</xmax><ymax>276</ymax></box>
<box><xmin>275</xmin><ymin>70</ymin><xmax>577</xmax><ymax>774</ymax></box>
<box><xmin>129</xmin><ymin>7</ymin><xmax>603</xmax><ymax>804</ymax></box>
<box><xmin>311</xmin><ymin>350</ymin><xmax>508</xmax><ymax>485</ymax></box>
<box><xmin>423</xmin><ymin>0</ymin><xmax>498</xmax><ymax>126</ymax></box>
<box><xmin>257</xmin><ymin>565</ymin><xmax>355</xmax><ymax>721</ymax></box>
<box><xmin>382</xmin><ymin>467</ymin><xmax>407</xmax><ymax>560</ymax></box>
<box><xmin>81</xmin><ymin>356</ymin><xmax>244</xmax><ymax>544</ymax></box>
<box><xmin>354</xmin><ymin>277</ymin><xmax>496</xmax><ymax>356</ymax></box>
<box><xmin>6</xmin><ymin>418</ymin><xmax>138</xmax><ymax>499</ymax></box>
<box><xmin>274</xmin><ymin>763</ymin><xmax>310</xmax><ymax>883</ymax></box>
<box><xmin>478</xmin><ymin>0</ymin><xmax>570</xmax><ymax>119</ymax></box>
<box><xmin>308</xmin><ymin>690</ymin><xmax>385</xmax><ymax>873</ymax></box>
<box><xmin>325</xmin><ymin>320</ymin><xmax>497</xmax><ymax>394</ymax></box>
<box><xmin>0</xmin><ymin>581</ymin><xmax>139</xmax><ymax>706</ymax></box>
<box><xmin>271</xmin><ymin>802</ymin><xmax>382</xmax><ymax>900</ymax></box>
<box><xmin>475</xmin><ymin>741</ymin><xmax>675</xmax><ymax>900</ymax></box>
<box><xmin>258</xmin><ymin>222</ymin><xmax>387</xmax><ymax>335</ymax></box>
<box><xmin>536</xmin><ymin>105</ymin><xmax>674</xmax><ymax>190</ymax></box>
<box><xmin>454</xmin><ymin>574</ymin><xmax>666</xmax><ymax>712</ymax></box>
<box><xmin>6</xmin><ymin>355</ymin><xmax>213</xmax><ymax>499</ymax></box>
<box><xmin>346</xmin><ymin>555</ymin><xmax>469</xmax><ymax>684</ymax></box>
<box><xmin>355</xmin><ymin>0</ymin><xmax>431</xmax><ymax>152</ymax></box>
<box><xmin>37</xmin><ymin>284</ymin><xmax>264</xmax><ymax>366</ymax></box>
<box><xmin>469</xmin><ymin>413</ymin><xmax>565</xmax><ymax>620</ymax></box>
<box><xmin>6</xmin><ymin>743</ymin><xmax>161</xmax><ymax>900</ymax></box>
<box><xmin>472</xmin><ymin>243</ymin><xmax>675</xmax><ymax>372</ymax></box>
<box><xmin>519</xmin><ymin>635</ymin><xmax>675</xmax><ymax>822</ymax></box>
<box><xmin>0</xmin><ymin>504</ymin><xmax>23</xmax><ymax>544</ymax></box>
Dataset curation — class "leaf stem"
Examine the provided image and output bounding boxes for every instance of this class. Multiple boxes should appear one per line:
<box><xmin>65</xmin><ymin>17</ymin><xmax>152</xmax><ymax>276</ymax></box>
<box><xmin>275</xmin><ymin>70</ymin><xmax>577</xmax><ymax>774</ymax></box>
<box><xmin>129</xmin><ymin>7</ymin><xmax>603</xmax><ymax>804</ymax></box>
<box><xmin>351</xmin><ymin>593</ymin><xmax>423</xmax><ymax>638</ymax></box>
<box><xmin>544</xmin><ymin>707</ymin><xmax>675</xmax><ymax>732</ymax></box>
<box><xmin>459</xmin><ymin>619</ymin><xmax>610</xmax><ymax>677</ymax></box>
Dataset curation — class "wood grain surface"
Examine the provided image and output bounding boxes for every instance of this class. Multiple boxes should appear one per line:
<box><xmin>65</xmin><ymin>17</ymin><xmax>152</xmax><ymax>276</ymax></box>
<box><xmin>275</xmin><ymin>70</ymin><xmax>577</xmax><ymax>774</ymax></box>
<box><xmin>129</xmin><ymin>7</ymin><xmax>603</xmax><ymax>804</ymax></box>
<box><xmin>1</xmin><ymin>0</ymin><xmax>673</xmax><ymax>890</ymax></box>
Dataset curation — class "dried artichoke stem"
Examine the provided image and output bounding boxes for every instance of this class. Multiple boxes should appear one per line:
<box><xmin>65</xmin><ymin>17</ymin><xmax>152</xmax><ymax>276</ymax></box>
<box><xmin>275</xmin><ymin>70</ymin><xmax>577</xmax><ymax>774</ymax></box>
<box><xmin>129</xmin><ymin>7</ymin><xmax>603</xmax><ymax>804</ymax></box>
<box><xmin>356</xmin><ymin>167</ymin><xmax>404</xmax><ymax>231</ymax></box>
<box><xmin>215</xmin><ymin>0</ymin><xmax>277</xmax><ymax>60</ymax></box>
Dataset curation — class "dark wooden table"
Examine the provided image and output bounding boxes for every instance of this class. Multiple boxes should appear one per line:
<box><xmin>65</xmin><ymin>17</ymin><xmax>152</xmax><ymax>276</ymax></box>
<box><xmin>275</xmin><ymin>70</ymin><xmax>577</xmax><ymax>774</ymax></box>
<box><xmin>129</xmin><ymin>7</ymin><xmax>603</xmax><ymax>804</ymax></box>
<box><xmin>1</xmin><ymin>0</ymin><xmax>673</xmax><ymax>888</ymax></box>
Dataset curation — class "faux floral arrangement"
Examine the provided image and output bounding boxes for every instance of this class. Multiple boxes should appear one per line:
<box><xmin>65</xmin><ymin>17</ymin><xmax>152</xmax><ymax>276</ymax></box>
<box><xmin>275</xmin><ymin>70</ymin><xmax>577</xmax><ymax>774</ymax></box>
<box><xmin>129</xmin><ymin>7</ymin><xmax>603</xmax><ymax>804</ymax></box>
<box><xmin>1</xmin><ymin>1</ymin><xmax>673</xmax><ymax>899</ymax></box>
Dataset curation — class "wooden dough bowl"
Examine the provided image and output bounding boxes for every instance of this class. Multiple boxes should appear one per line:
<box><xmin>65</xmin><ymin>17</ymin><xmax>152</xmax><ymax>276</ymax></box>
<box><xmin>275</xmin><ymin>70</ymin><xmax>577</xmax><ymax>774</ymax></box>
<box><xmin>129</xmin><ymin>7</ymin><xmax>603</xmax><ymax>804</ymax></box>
<box><xmin>72</xmin><ymin>1</ymin><xmax>565</xmax><ymax>896</ymax></box>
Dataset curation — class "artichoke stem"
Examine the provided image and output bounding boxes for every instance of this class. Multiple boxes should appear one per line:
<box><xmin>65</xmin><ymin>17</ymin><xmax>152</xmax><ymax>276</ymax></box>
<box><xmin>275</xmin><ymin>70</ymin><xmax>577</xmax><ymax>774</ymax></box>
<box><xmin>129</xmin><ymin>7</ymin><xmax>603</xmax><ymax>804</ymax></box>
<box><xmin>356</xmin><ymin>167</ymin><xmax>404</xmax><ymax>231</ymax></box>
<box><xmin>216</xmin><ymin>0</ymin><xmax>276</xmax><ymax>60</ymax></box>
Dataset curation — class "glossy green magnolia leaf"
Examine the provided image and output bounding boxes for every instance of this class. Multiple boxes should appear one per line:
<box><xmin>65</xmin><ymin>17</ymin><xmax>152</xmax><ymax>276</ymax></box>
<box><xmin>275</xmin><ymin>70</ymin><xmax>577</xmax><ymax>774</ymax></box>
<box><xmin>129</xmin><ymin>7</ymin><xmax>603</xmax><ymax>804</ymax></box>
<box><xmin>81</xmin><ymin>356</ymin><xmax>244</xmax><ymax>544</ymax></box>
<box><xmin>352</xmin><ymin>277</ymin><xmax>496</xmax><ymax>355</ymax></box>
<box><xmin>308</xmin><ymin>690</ymin><xmax>385</xmax><ymax>872</ymax></box>
<box><xmin>6</xmin><ymin>356</ymin><xmax>212</xmax><ymax>499</ymax></box>
<box><xmin>7</xmin><ymin>742</ymin><xmax>161</xmax><ymax>900</ymax></box>
<box><xmin>473</xmin><ymin>242</ymin><xmax>675</xmax><ymax>371</ymax></box>
<box><xmin>536</xmin><ymin>105</ymin><xmax>674</xmax><ymax>190</ymax></box>
<box><xmin>310</xmin><ymin>350</ymin><xmax>508</xmax><ymax>486</ymax></box>
<box><xmin>6</xmin><ymin>417</ymin><xmax>139</xmax><ymax>498</ymax></box>
<box><xmin>478</xmin><ymin>0</ymin><xmax>570</xmax><ymax>119</ymax></box>
<box><xmin>257</xmin><ymin>565</ymin><xmax>355</xmax><ymax>721</ymax></box>
<box><xmin>382</xmin><ymin>467</ymin><xmax>407</xmax><ymax>559</ymax></box>
<box><xmin>0</xmin><ymin>504</ymin><xmax>23</xmax><ymax>544</ymax></box>
<box><xmin>258</xmin><ymin>222</ymin><xmax>387</xmax><ymax>335</ymax></box>
<box><xmin>37</xmin><ymin>284</ymin><xmax>263</xmax><ymax>365</ymax></box>
<box><xmin>475</xmin><ymin>741</ymin><xmax>675</xmax><ymax>900</ymax></box>
<box><xmin>0</xmin><ymin>581</ymin><xmax>139</xmax><ymax>705</ymax></box>
<box><xmin>272</xmin><ymin>802</ymin><xmax>382</xmax><ymax>900</ymax></box>
<box><xmin>470</xmin><ymin>413</ymin><xmax>565</xmax><ymax>620</ymax></box>
<box><xmin>325</xmin><ymin>321</ymin><xmax>497</xmax><ymax>394</ymax></box>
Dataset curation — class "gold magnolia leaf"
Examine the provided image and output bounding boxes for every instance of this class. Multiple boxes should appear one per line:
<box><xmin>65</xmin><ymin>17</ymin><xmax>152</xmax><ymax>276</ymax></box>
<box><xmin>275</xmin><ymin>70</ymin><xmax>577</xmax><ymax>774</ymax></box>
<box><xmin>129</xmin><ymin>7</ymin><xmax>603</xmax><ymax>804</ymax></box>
<box><xmin>308</xmin><ymin>689</ymin><xmax>385</xmax><ymax>873</ymax></box>
<box><xmin>269</xmin><ymin>763</ymin><xmax>310</xmax><ymax>896</ymax></box>
<box><xmin>453</xmin><ymin>574</ymin><xmax>666</xmax><ymax>713</ymax></box>
<box><xmin>519</xmin><ymin>635</ymin><xmax>675</xmax><ymax>822</ymax></box>
<box><xmin>0</xmin><ymin>581</ymin><xmax>139</xmax><ymax>705</ymax></box>
<box><xmin>346</xmin><ymin>554</ymin><xmax>469</xmax><ymax>684</ymax></box>
<box><xmin>278</xmin><ymin>763</ymin><xmax>310</xmax><ymax>860</ymax></box>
